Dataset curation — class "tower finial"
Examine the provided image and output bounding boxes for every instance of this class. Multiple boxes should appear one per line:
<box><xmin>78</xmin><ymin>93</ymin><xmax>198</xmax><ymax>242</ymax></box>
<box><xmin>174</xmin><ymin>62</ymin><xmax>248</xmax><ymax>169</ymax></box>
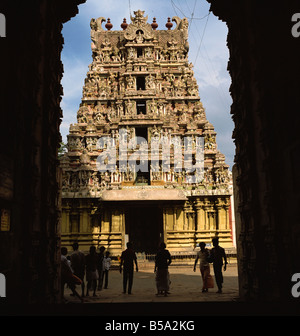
<box><xmin>151</xmin><ymin>17</ymin><xmax>158</xmax><ymax>30</ymax></box>
<box><xmin>121</xmin><ymin>18</ymin><xmax>128</xmax><ymax>30</ymax></box>
<box><xmin>166</xmin><ymin>17</ymin><xmax>173</xmax><ymax>30</ymax></box>
<box><xmin>105</xmin><ymin>18</ymin><xmax>113</xmax><ymax>31</ymax></box>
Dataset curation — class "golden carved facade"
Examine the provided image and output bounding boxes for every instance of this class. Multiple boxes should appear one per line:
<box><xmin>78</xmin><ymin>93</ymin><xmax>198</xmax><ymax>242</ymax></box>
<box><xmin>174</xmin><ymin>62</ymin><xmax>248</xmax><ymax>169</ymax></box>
<box><xmin>60</xmin><ymin>10</ymin><xmax>234</xmax><ymax>254</ymax></box>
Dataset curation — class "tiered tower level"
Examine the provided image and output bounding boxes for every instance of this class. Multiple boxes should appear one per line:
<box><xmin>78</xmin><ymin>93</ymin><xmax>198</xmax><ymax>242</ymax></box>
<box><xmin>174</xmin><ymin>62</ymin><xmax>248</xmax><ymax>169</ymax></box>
<box><xmin>60</xmin><ymin>10</ymin><xmax>233</xmax><ymax>254</ymax></box>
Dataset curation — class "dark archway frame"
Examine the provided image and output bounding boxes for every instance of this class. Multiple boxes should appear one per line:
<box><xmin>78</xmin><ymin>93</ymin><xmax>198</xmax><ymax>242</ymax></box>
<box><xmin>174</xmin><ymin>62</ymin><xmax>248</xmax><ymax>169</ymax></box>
<box><xmin>0</xmin><ymin>0</ymin><xmax>300</xmax><ymax>311</ymax></box>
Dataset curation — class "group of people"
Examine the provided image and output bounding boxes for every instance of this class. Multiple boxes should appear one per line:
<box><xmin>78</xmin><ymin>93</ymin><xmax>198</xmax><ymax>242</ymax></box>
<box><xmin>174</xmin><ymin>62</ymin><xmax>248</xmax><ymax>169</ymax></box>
<box><xmin>60</xmin><ymin>242</ymin><xmax>111</xmax><ymax>303</ymax></box>
<box><xmin>119</xmin><ymin>241</ymin><xmax>172</xmax><ymax>297</ymax></box>
<box><xmin>60</xmin><ymin>237</ymin><xmax>228</xmax><ymax>303</ymax></box>
<box><xmin>152</xmin><ymin>237</ymin><xmax>228</xmax><ymax>296</ymax></box>
<box><xmin>193</xmin><ymin>237</ymin><xmax>228</xmax><ymax>293</ymax></box>
<box><xmin>60</xmin><ymin>241</ymin><xmax>173</xmax><ymax>302</ymax></box>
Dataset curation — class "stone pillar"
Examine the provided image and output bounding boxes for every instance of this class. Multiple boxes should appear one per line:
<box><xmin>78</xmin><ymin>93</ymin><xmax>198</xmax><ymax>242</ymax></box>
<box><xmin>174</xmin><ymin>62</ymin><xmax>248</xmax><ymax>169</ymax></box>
<box><xmin>82</xmin><ymin>206</ymin><xmax>89</xmax><ymax>233</ymax></box>
<box><xmin>194</xmin><ymin>197</ymin><xmax>207</xmax><ymax>246</ymax></box>
<box><xmin>163</xmin><ymin>208</ymin><xmax>167</xmax><ymax>245</ymax></box>
<box><xmin>170</xmin><ymin>200</ymin><xmax>195</xmax><ymax>250</ymax></box>
<box><xmin>195</xmin><ymin>198</ymin><xmax>205</xmax><ymax>232</ymax></box>
<box><xmin>176</xmin><ymin>206</ymin><xmax>184</xmax><ymax>231</ymax></box>
<box><xmin>79</xmin><ymin>207</ymin><xmax>83</xmax><ymax>232</ymax></box>
<box><xmin>99</xmin><ymin>207</ymin><xmax>110</xmax><ymax>248</ymax></box>
<box><xmin>66</xmin><ymin>208</ymin><xmax>71</xmax><ymax>233</ymax></box>
<box><xmin>102</xmin><ymin>208</ymin><xmax>110</xmax><ymax>233</ymax></box>
<box><xmin>216</xmin><ymin>203</ymin><xmax>226</xmax><ymax>230</ymax></box>
<box><xmin>108</xmin><ymin>208</ymin><xmax>123</xmax><ymax>254</ymax></box>
<box><xmin>61</xmin><ymin>205</ymin><xmax>70</xmax><ymax>234</ymax></box>
<box><xmin>173</xmin><ymin>206</ymin><xmax>177</xmax><ymax>231</ymax></box>
<box><xmin>206</xmin><ymin>201</ymin><xmax>216</xmax><ymax>239</ymax></box>
<box><xmin>215</xmin><ymin>197</ymin><xmax>233</xmax><ymax>247</ymax></box>
<box><xmin>225</xmin><ymin>203</ymin><xmax>230</xmax><ymax>231</ymax></box>
<box><xmin>121</xmin><ymin>211</ymin><xmax>126</xmax><ymax>250</ymax></box>
<box><xmin>165</xmin><ymin>207</ymin><xmax>173</xmax><ymax>231</ymax></box>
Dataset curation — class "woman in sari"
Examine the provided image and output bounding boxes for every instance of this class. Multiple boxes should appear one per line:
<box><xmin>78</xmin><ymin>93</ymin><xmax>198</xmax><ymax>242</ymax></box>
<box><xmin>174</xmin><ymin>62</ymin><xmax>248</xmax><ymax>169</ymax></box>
<box><xmin>193</xmin><ymin>242</ymin><xmax>212</xmax><ymax>292</ymax></box>
<box><xmin>154</xmin><ymin>242</ymin><xmax>172</xmax><ymax>296</ymax></box>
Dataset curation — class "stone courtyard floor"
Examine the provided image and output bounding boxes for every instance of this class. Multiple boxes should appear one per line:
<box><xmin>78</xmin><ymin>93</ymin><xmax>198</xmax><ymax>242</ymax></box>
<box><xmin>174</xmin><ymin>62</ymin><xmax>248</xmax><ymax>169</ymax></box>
<box><xmin>3</xmin><ymin>262</ymin><xmax>298</xmax><ymax>316</ymax></box>
<box><xmin>64</xmin><ymin>262</ymin><xmax>239</xmax><ymax>305</ymax></box>
<box><xmin>59</xmin><ymin>262</ymin><xmax>299</xmax><ymax>316</ymax></box>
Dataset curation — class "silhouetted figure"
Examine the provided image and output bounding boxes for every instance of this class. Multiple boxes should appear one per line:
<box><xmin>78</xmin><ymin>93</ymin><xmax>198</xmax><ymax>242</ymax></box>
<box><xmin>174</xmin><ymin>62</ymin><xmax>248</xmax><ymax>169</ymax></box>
<box><xmin>97</xmin><ymin>246</ymin><xmax>105</xmax><ymax>290</ymax></box>
<box><xmin>210</xmin><ymin>237</ymin><xmax>227</xmax><ymax>293</ymax></box>
<box><xmin>71</xmin><ymin>242</ymin><xmax>86</xmax><ymax>297</ymax></box>
<box><xmin>61</xmin><ymin>247</ymin><xmax>83</xmax><ymax>303</ymax></box>
<box><xmin>120</xmin><ymin>242</ymin><xmax>138</xmax><ymax>294</ymax></box>
<box><xmin>154</xmin><ymin>242</ymin><xmax>171</xmax><ymax>296</ymax></box>
<box><xmin>193</xmin><ymin>242</ymin><xmax>211</xmax><ymax>292</ymax></box>
<box><xmin>85</xmin><ymin>246</ymin><xmax>99</xmax><ymax>297</ymax></box>
<box><xmin>103</xmin><ymin>251</ymin><xmax>111</xmax><ymax>289</ymax></box>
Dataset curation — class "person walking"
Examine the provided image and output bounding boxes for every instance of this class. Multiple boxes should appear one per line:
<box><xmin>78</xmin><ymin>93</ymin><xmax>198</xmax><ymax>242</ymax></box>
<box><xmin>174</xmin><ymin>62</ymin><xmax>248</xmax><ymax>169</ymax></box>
<box><xmin>85</xmin><ymin>246</ymin><xmax>99</xmax><ymax>297</ymax></box>
<box><xmin>154</xmin><ymin>242</ymin><xmax>172</xmax><ymax>296</ymax></box>
<box><xmin>97</xmin><ymin>246</ymin><xmax>105</xmax><ymax>291</ymax></box>
<box><xmin>103</xmin><ymin>251</ymin><xmax>111</xmax><ymax>289</ymax></box>
<box><xmin>70</xmin><ymin>242</ymin><xmax>86</xmax><ymax>297</ymax></box>
<box><xmin>61</xmin><ymin>247</ymin><xmax>83</xmax><ymax>303</ymax></box>
<box><xmin>193</xmin><ymin>242</ymin><xmax>212</xmax><ymax>292</ymax></box>
<box><xmin>210</xmin><ymin>237</ymin><xmax>228</xmax><ymax>293</ymax></box>
<box><xmin>119</xmin><ymin>242</ymin><xmax>138</xmax><ymax>294</ymax></box>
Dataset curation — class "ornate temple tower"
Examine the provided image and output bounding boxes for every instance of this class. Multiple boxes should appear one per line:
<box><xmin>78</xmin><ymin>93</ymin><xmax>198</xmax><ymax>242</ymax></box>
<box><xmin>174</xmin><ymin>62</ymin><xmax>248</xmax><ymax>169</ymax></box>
<box><xmin>60</xmin><ymin>10</ymin><xmax>233</xmax><ymax>254</ymax></box>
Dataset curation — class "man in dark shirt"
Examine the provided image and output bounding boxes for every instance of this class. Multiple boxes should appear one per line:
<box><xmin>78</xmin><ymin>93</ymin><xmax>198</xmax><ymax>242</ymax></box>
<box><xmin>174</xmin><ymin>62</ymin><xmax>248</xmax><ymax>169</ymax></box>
<box><xmin>70</xmin><ymin>242</ymin><xmax>86</xmax><ymax>297</ymax></box>
<box><xmin>154</xmin><ymin>242</ymin><xmax>172</xmax><ymax>296</ymax></box>
<box><xmin>120</xmin><ymin>242</ymin><xmax>138</xmax><ymax>294</ymax></box>
<box><xmin>155</xmin><ymin>243</ymin><xmax>172</xmax><ymax>271</ymax></box>
<box><xmin>210</xmin><ymin>237</ymin><xmax>228</xmax><ymax>293</ymax></box>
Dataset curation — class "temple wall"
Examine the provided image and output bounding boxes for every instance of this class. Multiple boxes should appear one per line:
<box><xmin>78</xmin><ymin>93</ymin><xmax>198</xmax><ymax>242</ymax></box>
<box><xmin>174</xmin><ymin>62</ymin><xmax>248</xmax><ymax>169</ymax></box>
<box><xmin>61</xmin><ymin>195</ymin><xmax>233</xmax><ymax>255</ymax></box>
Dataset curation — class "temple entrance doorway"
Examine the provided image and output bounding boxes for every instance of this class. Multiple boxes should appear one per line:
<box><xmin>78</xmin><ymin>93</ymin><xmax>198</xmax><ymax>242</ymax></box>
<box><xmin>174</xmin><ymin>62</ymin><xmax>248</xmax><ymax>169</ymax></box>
<box><xmin>125</xmin><ymin>205</ymin><xmax>163</xmax><ymax>254</ymax></box>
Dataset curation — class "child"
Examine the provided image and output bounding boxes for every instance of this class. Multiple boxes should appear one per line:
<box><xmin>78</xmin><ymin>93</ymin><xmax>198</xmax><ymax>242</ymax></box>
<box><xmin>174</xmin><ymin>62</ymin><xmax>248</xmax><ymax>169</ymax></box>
<box><xmin>103</xmin><ymin>251</ymin><xmax>111</xmax><ymax>289</ymax></box>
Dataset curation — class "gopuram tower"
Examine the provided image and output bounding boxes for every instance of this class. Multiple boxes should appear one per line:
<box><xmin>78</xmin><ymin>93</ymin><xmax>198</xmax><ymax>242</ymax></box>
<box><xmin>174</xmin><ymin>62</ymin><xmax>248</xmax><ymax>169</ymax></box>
<box><xmin>60</xmin><ymin>10</ymin><xmax>233</xmax><ymax>255</ymax></box>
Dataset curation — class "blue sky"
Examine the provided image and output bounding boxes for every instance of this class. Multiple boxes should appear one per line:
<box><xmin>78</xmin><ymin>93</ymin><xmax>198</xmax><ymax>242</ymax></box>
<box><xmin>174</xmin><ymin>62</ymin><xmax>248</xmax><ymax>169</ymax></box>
<box><xmin>61</xmin><ymin>0</ymin><xmax>234</xmax><ymax>169</ymax></box>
